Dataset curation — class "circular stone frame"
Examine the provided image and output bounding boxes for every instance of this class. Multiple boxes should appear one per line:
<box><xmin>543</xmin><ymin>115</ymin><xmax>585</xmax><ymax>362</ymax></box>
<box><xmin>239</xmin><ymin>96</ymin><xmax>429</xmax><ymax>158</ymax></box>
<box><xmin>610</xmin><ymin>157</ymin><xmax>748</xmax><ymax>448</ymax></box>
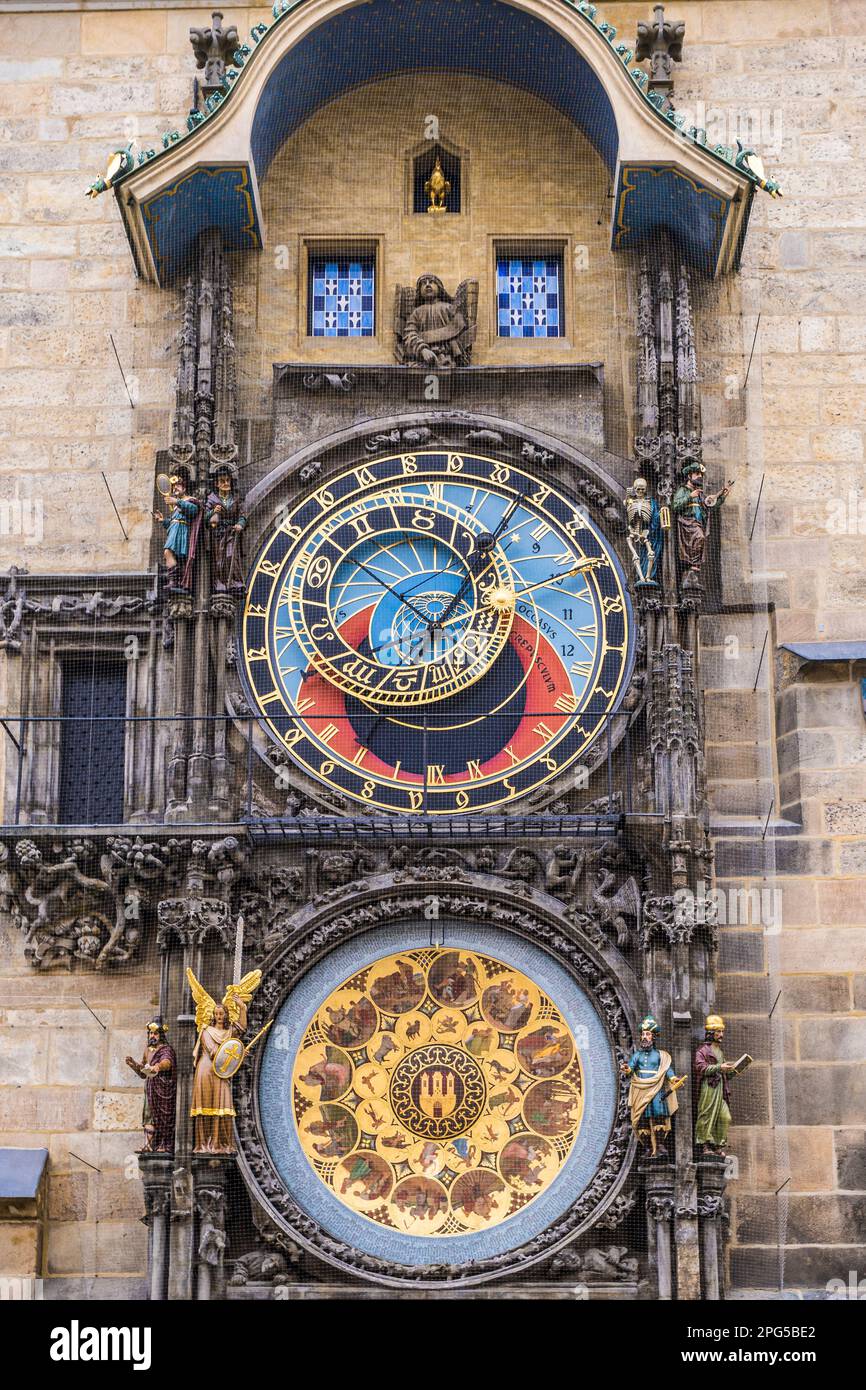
<box><xmin>233</xmin><ymin>880</ymin><xmax>638</xmax><ymax>1287</ymax></box>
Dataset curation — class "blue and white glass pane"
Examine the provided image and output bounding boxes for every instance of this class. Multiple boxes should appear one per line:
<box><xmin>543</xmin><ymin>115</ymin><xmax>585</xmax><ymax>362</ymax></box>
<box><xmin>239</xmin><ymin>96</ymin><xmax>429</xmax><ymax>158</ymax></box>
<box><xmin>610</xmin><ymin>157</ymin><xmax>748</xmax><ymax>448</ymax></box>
<box><xmin>496</xmin><ymin>257</ymin><xmax>562</xmax><ymax>338</ymax></box>
<box><xmin>311</xmin><ymin>258</ymin><xmax>375</xmax><ymax>337</ymax></box>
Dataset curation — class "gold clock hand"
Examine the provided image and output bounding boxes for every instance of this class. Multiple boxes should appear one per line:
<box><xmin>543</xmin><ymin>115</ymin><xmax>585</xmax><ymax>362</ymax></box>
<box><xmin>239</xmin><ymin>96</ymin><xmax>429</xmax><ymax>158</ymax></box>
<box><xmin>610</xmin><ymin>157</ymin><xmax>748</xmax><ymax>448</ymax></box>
<box><xmin>483</xmin><ymin>557</ymin><xmax>603</xmax><ymax>611</ymax></box>
<box><xmin>437</xmin><ymin>491</ymin><xmax>525</xmax><ymax>627</ymax></box>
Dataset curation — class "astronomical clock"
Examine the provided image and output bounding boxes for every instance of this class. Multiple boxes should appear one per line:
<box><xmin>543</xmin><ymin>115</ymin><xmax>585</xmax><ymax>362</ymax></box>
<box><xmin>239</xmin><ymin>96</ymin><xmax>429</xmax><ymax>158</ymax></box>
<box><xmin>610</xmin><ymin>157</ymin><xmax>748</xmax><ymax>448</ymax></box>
<box><xmin>241</xmin><ymin>449</ymin><xmax>634</xmax><ymax>814</ymax></box>
<box><xmin>44</xmin><ymin>0</ymin><xmax>759</xmax><ymax>1305</ymax></box>
<box><xmin>230</xmin><ymin>434</ymin><xmax>643</xmax><ymax>1286</ymax></box>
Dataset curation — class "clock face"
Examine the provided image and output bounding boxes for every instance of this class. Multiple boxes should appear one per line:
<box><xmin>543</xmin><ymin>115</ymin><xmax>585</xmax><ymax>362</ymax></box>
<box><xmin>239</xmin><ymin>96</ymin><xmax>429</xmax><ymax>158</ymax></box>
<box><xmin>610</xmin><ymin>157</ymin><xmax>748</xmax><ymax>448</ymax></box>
<box><xmin>242</xmin><ymin>450</ymin><xmax>634</xmax><ymax>814</ymax></box>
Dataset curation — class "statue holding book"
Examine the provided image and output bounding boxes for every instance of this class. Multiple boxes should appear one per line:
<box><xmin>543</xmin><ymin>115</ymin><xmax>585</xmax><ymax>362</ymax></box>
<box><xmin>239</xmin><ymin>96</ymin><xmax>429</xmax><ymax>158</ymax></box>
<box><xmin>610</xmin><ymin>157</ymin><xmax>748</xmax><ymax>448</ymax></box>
<box><xmin>694</xmin><ymin>1014</ymin><xmax>751</xmax><ymax>1155</ymax></box>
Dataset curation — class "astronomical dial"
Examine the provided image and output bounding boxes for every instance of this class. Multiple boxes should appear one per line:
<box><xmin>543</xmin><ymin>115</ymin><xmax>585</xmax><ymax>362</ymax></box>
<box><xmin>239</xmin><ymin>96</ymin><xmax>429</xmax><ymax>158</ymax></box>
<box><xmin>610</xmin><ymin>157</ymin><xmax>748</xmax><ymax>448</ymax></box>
<box><xmin>242</xmin><ymin>450</ymin><xmax>634</xmax><ymax>814</ymax></box>
<box><xmin>282</xmin><ymin>491</ymin><xmax>514</xmax><ymax>705</ymax></box>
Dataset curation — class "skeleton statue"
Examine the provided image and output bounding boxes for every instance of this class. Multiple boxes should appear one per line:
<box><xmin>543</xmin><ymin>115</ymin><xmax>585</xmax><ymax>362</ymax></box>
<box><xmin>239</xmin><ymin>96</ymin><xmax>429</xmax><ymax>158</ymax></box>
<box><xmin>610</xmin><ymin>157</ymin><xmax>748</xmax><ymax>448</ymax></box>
<box><xmin>624</xmin><ymin>477</ymin><xmax>663</xmax><ymax>585</ymax></box>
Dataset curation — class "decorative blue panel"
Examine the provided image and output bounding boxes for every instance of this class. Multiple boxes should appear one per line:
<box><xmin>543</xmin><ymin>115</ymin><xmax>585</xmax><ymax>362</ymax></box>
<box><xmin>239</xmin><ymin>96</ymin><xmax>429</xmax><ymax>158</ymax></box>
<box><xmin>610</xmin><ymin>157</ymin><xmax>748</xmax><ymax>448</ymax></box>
<box><xmin>496</xmin><ymin>256</ymin><xmax>562</xmax><ymax>338</ymax></box>
<box><xmin>309</xmin><ymin>256</ymin><xmax>375</xmax><ymax>337</ymax></box>
<box><xmin>614</xmin><ymin>165</ymin><xmax>730</xmax><ymax>275</ymax></box>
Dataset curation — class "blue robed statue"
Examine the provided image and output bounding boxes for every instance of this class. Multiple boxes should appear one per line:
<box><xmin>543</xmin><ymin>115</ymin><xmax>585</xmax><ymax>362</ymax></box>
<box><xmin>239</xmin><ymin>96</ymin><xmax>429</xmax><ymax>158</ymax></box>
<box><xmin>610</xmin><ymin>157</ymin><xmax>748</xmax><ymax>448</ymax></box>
<box><xmin>621</xmin><ymin>1015</ymin><xmax>685</xmax><ymax>1157</ymax></box>
<box><xmin>154</xmin><ymin>474</ymin><xmax>201</xmax><ymax>591</ymax></box>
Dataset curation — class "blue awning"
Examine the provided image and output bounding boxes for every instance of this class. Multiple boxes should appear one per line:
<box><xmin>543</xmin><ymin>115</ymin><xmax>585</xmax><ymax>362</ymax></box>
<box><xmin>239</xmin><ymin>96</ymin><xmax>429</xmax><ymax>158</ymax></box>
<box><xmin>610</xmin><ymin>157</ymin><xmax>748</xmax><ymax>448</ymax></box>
<box><xmin>781</xmin><ymin>642</ymin><xmax>866</xmax><ymax>663</ymax></box>
<box><xmin>0</xmin><ymin>1147</ymin><xmax>48</xmax><ymax>1200</ymax></box>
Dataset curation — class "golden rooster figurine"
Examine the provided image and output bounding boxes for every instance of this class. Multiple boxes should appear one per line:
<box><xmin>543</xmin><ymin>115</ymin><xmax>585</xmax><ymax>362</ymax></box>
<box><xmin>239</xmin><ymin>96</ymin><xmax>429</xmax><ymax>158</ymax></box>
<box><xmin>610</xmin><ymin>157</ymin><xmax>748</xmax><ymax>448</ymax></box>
<box><xmin>425</xmin><ymin>155</ymin><xmax>451</xmax><ymax>214</ymax></box>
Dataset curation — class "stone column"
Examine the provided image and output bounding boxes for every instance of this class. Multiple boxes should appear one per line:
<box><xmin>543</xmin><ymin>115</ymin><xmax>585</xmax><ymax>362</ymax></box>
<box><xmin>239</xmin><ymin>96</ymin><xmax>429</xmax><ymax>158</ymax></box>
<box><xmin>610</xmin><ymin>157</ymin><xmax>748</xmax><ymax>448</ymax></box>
<box><xmin>644</xmin><ymin>1166</ymin><xmax>676</xmax><ymax>1299</ymax></box>
<box><xmin>697</xmin><ymin>1155</ymin><xmax>728</xmax><ymax>1300</ymax></box>
<box><xmin>193</xmin><ymin>1155</ymin><xmax>232</xmax><ymax>1300</ymax></box>
<box><xmin>138</xmin><ymin>1153</ymin><xmax>173</xmax><ymax>1301</ymax></box>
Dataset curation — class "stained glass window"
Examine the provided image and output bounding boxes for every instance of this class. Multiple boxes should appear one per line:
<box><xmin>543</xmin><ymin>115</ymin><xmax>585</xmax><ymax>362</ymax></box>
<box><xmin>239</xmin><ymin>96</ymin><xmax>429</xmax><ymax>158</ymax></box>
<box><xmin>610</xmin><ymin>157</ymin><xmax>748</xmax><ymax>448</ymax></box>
<box><xmin>309</xmin><ymin>255</ymin><xmax>375</xmax><ymax>337</ymax></box>
<box><xmin>496</xmin><ymin>254</ymin><xmax>563</xmax><ymax>338</ymax></box>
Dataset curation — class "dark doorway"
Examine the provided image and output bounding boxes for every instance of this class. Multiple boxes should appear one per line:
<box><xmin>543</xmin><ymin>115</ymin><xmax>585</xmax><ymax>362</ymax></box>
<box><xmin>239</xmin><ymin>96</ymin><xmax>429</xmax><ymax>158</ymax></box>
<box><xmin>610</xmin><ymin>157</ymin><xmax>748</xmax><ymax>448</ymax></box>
<box><xmin>58</xmin><ymin>656</ymin><xmax>127</xmax><ymax>824</ymax></box>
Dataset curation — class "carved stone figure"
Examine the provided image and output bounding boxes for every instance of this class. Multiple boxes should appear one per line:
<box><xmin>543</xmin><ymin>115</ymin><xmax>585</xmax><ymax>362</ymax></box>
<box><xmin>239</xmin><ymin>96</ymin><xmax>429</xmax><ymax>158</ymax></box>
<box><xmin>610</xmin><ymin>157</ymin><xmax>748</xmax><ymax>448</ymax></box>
<box><xmin>501</xmin><ymin>848</ymin><xmax>543</xmax><ymax>884</ymax></box>
<box><xmin>589</xmin><ymin>848</ymin><xmax>641</xmax><ymax>947</ymax></box>
<box><xmin>394</xmin><ymin>274</ymin><xmax>477</xmax><ymax>368</ymax></box>
<box><xmin>205</xmin><ymin>466</ymin><xmax>247</xmax><ymax>593</ymax></box>
<box><xmin>229</xmin><ymin>1248</ymin><xmax>289</xmax><ymax>1286</ymax></box>
<box><xmin>125</xmin><ymin>1019</ymin><xmax>177</xmax><ymax>1153</ymax></box>
<box><xmin>621</xmin><ymin>1015</ymin><xmax>685</xmax><ymax>1157</ymax></box>
<box><xmin>308</xmin><ymin>844</ymin><xmax>375</xmax><ymax>895</ymax></box>
<box><xmin>624</xmin><ymin>476</ymin><xmax>663</xmax><ymax>585</ymax></box>
<box><xmin>672</xmin><ymin>462</ymin><xmax>732</xmax><ymax>589</ymax></box>
<box><xmin>552</xmin><ymin>1244</ymin><xmax>639</xmax><ymax>1280</ymax></box>
<box><xmin>187</xmin><ymin>968</ymin><xmax>263</xmax><ymax>1153</ymax></box>
<box><xmin>545</xmin><ymin>843</ymin><xmax>581</xmax><ymax>897</ymax></box>
<box><xmin>13</xmin><ymin>840</ymin><xmax>116</xmax><ymax>972</ymax></box>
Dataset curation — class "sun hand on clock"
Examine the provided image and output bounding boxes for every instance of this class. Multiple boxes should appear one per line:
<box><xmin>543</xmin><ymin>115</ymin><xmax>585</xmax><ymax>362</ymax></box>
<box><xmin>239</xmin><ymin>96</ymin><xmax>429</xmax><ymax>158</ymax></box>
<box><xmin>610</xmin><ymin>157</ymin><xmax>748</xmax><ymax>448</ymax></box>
<box><xmin>483</xmin><ymin>557</ymin><xmax>604</xmax><ymax>612</ymax></box>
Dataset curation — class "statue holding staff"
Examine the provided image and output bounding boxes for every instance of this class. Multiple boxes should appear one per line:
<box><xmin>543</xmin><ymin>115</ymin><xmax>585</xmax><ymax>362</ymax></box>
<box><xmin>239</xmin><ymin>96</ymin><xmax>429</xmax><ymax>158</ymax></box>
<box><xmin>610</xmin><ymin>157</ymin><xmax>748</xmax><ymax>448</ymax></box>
<box><xmin>125</xmin><ymin>1018</ymin><xmax>177</xmax><ymax>1153</ymax></box>
<box><xmin>205</xmin><ymin>464</ymin><xmax>247</xmax><ymax>594</ymax></box>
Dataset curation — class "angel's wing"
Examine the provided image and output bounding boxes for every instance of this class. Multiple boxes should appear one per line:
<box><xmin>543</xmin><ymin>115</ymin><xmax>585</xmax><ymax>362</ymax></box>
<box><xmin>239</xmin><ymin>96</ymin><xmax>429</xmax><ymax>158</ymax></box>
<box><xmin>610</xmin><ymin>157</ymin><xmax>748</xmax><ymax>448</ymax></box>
<box><xmin>222</xmin><ymin>969</ymin><xmax>263</xmax><ymax>1026</ymax></box>
<box><xmin>614</xmin><ymin>876</ymin><xmax>642</xmax><ymax>921</ymax></box>
<box><xmin>186</xmin><ymin>967</ymin><xmax>217</xmax><ymax>1034</ymax></box>
<box><xmin>393</xmin><ymin>285</ymin><xmax>416</xmax><ymax>361</ymax></box>
<box><xmin>454</xmin><ymin>279</ymin><xmax>478</xmax><ymax>329</ymax></box>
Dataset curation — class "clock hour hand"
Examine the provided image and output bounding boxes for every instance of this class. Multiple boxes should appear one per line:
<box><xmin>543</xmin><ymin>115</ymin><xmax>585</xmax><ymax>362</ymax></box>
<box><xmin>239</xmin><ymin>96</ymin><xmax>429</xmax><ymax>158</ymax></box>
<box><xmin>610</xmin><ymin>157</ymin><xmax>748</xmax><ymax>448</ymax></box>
<box><xmin>347</xmin><ymin>557</ymin><xmax>433</xmax><ymax>625</ymax></box>
<box><xmin>437</xmin><ymin>488</ymin><xmax>528</xmax><ymax>627</ymax></box>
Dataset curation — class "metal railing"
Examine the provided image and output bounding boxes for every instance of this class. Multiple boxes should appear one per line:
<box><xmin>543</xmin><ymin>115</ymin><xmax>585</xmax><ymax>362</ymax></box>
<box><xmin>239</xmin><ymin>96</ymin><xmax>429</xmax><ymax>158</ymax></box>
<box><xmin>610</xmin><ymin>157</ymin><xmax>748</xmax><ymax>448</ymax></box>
<box><xmin>0</xmin><ymin>708</ymin><xmax>640</xmax><ymax>835</ymax></box>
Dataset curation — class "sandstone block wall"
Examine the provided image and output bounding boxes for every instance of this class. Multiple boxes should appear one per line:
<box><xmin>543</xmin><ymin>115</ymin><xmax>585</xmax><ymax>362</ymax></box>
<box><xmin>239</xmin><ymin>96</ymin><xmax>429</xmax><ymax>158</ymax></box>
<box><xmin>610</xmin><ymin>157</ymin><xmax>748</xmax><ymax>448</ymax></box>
<box><xmin>0</xmin><ymin>0</ymin><xmax>863</xmax><ymax>1296</ymax></box>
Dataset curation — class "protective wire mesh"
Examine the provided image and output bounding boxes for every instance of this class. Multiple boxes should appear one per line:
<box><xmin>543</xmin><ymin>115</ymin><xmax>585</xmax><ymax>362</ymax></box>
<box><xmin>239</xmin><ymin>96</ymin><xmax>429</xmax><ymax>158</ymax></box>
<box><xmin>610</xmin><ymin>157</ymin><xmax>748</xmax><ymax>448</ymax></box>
<box><xmin>0</xmin><ymin>8</ymin><xmax>810</xmax><ymax>1304</ymax></box>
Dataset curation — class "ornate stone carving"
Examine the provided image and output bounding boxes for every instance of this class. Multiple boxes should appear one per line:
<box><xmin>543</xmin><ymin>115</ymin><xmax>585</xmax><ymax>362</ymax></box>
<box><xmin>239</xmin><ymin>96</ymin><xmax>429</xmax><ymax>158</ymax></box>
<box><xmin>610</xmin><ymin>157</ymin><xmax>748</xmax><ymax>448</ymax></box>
<box><xmin>195</xmin><ymin>1186</ymin><xmax>227</xmax><ymax>1265</ymax></box>
<box><xmin>394</xmin><ymin>275</ymin><xmax>477</xmax><ymax>368</ymax></box>
<box><xmin>636</xmin><ymin>5</ymin><xmax>685</xmax><ymax>97</ymax></box>
<box><xmin>0</xmin><ymin>568</ymin><xmax>38</xmax><ymax>651</ymax></box>
<box><xmin>550</xmin><ymin>1244</ymin><xmax>639</xmax><ymax>1280</ymax></box>
<box><xmin>7</xmin><ymin>835</ymin><xmax>178</xmax><ymax>971</ymax></box>
<box><xmin>229</xmin><ymin>1243</ymin><xmax>294</xmax><ymax>1286</ymax></box>
<box><xmin>190</xmin><ymin>11</ymin><xmax>239</xmax><ymax>98</ymax></box>
<box><xmin>156</xmin><ymin>897</ymin><xmax>232</xmax><ymax>951</ymax></box>
<box><xmin>646</xmin><ymin>1193</ymin><xmax>675</xmax><ymax>1221</ymax></box>
<box><xmin>595</xmin><ymin>1190</ymin><xmax>637</xmax><ymax>1229</ymax></box>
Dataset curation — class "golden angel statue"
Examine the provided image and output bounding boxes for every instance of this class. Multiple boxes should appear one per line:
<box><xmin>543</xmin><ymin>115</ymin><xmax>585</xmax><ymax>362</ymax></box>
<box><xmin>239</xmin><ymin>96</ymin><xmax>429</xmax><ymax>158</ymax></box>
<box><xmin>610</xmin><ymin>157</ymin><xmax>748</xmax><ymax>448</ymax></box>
<box><xmin>186</xmin><ymin>968</ymin><xmax>263</xmax><ymax>1154</ymax></box>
